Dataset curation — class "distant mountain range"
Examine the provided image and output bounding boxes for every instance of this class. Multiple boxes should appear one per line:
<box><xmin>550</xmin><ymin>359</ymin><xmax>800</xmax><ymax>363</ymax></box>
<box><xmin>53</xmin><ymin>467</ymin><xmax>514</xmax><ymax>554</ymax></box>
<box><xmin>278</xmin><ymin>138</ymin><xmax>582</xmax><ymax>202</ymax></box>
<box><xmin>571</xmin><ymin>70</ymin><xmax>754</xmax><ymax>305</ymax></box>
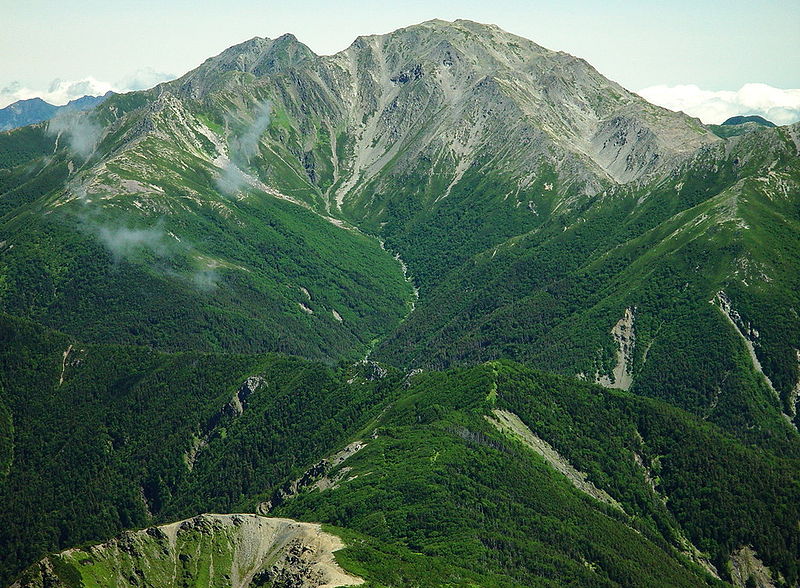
<box><xmin>710</xmin><ymin>114</ymin><xmax>777</xmax><ymax>138</ymax></box>
<box><xmin>0</xmin><ymin>91</ymin><xmax>113</xmax><ymax>131</ymax></box>
<box><xmin>722</xmin><ymin>115</ymin><xmax>776</xmax><ymax>127</ymax></box>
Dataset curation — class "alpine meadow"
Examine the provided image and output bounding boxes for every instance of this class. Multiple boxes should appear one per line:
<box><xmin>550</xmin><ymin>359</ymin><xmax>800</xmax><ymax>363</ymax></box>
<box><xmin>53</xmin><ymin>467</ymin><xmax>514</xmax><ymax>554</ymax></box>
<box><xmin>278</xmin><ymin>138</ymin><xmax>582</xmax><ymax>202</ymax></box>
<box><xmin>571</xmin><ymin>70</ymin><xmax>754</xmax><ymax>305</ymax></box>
<box><xmin>1</xmin><ymin>18</ymin><xmax>799</xmax><ymax>588</ymax></box>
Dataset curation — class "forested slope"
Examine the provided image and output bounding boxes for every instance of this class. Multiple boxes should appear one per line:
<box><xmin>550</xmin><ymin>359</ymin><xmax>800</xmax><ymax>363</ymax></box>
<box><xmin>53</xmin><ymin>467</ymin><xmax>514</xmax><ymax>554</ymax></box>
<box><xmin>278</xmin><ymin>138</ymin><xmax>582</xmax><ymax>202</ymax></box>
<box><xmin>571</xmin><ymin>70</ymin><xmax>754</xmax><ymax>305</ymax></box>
<box><xmin>2</xmin><ymin>316</ymin><xmax>797</xmax><ymax>586</ymax></box>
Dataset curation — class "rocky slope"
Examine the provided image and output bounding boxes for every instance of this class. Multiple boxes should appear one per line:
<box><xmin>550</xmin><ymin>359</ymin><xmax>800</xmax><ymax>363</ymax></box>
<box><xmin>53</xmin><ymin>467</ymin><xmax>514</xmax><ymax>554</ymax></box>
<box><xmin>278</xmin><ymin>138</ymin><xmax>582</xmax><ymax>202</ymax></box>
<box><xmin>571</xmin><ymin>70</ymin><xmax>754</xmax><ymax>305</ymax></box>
<box><xmin>160</xmin><ymin>19</ymin><xmax>719</xmax><ymax>243</ymax></box>
<box><xmin>11</xmin><ymin>514</ymin><xmax>363</xmax><ymax>588</ymax></box>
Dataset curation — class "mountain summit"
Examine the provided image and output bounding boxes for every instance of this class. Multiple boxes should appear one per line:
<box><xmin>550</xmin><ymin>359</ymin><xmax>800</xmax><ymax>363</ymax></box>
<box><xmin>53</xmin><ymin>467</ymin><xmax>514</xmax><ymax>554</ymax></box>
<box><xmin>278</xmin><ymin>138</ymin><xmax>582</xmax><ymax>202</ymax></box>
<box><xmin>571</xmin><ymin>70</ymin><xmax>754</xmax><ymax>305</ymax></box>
<box><xmin>177</xmin><ymin>19</ymin><xmax>717</xmax><ymax>199</ymax></box>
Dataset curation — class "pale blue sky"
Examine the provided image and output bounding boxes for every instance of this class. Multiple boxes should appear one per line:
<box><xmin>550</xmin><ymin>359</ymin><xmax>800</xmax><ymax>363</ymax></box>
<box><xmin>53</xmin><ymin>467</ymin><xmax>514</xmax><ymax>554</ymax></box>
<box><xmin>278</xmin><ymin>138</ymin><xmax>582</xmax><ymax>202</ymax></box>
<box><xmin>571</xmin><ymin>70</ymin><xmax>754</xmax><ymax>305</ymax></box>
<box><xmin>2</xmin><ymin>0</ymin><xmax>799</xmax><ymax>119</ymax></box>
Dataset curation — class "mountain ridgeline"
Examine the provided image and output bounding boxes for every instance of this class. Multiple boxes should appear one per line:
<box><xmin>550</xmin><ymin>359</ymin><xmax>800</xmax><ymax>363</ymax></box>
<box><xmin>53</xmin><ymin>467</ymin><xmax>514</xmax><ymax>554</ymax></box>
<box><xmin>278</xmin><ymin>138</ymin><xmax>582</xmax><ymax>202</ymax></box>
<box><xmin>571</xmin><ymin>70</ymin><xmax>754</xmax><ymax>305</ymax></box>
<box><xmin>0</xmin><ymin>92</ymin><xmax>112</xmax><ymax>132</ymax></box>
<box><xmin>710</xmin><ymin>115</ymin><xmax>777</xmax><ymax>138</ymax></box>
<box><xmin>0</xmin><ymin>19</ymin><xmax>799</xmax><ymax>588</ymax></box>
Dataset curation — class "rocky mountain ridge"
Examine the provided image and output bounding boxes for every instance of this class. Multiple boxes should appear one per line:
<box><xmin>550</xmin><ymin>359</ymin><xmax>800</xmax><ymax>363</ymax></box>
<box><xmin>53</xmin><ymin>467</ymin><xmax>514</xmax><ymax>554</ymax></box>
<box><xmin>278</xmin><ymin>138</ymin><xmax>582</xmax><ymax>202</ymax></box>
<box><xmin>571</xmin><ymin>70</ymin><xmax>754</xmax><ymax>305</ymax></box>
<box><xmin>11</xmin><ymin>514</ymin><xmax>363</xmax><ymax>588</ymax></box>
<box><xmin>164</xmin><ymin>19</ymin><xmax>717</xmax><ymax>208</ymax></box>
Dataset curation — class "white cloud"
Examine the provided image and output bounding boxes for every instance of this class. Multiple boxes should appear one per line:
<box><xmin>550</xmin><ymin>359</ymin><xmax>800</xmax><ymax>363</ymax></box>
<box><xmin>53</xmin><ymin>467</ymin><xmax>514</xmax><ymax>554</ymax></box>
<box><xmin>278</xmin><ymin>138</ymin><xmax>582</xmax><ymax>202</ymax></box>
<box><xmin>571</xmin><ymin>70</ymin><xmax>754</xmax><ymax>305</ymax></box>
<box><xmin>637</xmin><ymin>83</ymin><xmax>800</xmax><ymax>126</ymax></box>
<box><xmin>46</xmin><ymin>110</ymin><xmax>103</xmax><ymax>158</ymax></box>
<box><xmin>0</xmin><ymin>77</ymin><xmax>114</xmax><ymax>108</ymax></box>
<box><xmin>114</xmin><ymin>68</ymin><xmax>175</xmax><ymax>92</ymax></box>
<box><xmin>0</xmin><ymin>69</ymin><xmax>175</xmax><ymax>109</ymax></box>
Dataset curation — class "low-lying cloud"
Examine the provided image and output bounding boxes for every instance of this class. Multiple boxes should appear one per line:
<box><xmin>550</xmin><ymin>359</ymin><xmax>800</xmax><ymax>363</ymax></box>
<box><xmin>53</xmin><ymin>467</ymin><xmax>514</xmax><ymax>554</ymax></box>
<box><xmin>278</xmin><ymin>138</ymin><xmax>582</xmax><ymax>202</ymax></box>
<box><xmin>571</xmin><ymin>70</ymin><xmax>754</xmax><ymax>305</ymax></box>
<box><xmin>637</xmin><ymin>83</ymin><xmax>800</xmax><ymax>126</ymax></box>
<box><xmin>47</xmin><ymin>111</ymin><xmax>103</xmax><ymax>158</ymax></box>
<box><xmin>96</xmin><ymin>225</ymin><xmax>175</xmax><ymax>261</ymax></box>
<box><xmin>216</xmin><ymin>162</ymin><xmax>251</xmax><ymax>196</ymax></box>
<box><xmin>75</xmin><ymin>204</ymin><xmax>220</xmax><ymax>290</ymax></box>
<box><xmin>94</xmin><ymin>221</ymin><xmax>219</xmax><ymax>289</ymax></box>
<box><xmin>229</xmin><ymin>101</ymin><xmax>272</xmax><ymax>164</ymax></box>
<box><xmin>216</xmin><ymin>101</ymin><xmax>272</xmax><ymax>196</ymax></box>
<box><xmin>192</xmin><ymin>268</ymin><xmax>220</xmax><ymax>291</ymax></box>
<box><xmin>114</xmin><ymin>67</ymin><xmax>175</xmax><ymax>93</ymax></box>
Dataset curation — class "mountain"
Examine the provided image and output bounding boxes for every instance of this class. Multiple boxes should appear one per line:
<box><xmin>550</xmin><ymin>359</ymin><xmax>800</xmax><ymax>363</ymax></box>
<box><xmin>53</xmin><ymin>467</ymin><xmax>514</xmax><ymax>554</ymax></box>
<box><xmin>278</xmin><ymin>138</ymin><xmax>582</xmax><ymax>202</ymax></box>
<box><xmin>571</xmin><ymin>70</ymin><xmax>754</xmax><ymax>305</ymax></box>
<box><xmin>12</xmin><ymin>514</ymin><xmax>364</xmax><ymax>588</ymax></box>
<box><xmin>0</xmin><ymin>92</ymin><xmax>112</xmax><ymax>132</ymax></box>
<box><xmin>0</xmin><ymin>98</ymin><xmax>57</xmax><ymax>132</ymax></box>
<box><xmin>1</xmin><ymin>315</ymin><xmax>797</xmax><ymax>587</ymax></box>
<box><xmin>723</xmin><ymin>115</ymin><xmax>776</xmax><ymax>127</ymax></box>
<box><xmin>1</xmin><ymin>18</ymin><xmax>799</xmax><ymax>588</ymax></box>
<box><xmin>710</xmin><ymin>115</ymin><xmax>778</xmax><ymax>138</ymax></box>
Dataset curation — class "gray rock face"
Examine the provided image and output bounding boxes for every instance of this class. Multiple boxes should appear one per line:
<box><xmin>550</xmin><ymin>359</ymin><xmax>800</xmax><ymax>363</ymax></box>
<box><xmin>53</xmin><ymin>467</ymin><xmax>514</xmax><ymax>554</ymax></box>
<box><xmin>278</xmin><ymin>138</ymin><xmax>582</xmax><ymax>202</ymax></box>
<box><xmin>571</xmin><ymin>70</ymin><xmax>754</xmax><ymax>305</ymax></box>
<box><xmin>11</xmin><ymin>514</ymin><xmax>363</xmax><ymax>588</ymax></box>
<box><xmin>154</xmin><ymin>19</ymin><xmax>718</xmax><ymax>215</ymax></box>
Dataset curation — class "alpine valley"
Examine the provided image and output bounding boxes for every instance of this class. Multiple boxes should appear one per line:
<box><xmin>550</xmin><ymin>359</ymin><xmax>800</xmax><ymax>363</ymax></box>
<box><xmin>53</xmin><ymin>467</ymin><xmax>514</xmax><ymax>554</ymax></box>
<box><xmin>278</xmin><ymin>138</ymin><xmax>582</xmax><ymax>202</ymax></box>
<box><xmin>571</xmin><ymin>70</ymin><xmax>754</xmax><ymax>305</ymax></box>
<box><xmin>1</xmin><ymin>19</ymin><xmax>799</xmax><ymax>588</ymax></box>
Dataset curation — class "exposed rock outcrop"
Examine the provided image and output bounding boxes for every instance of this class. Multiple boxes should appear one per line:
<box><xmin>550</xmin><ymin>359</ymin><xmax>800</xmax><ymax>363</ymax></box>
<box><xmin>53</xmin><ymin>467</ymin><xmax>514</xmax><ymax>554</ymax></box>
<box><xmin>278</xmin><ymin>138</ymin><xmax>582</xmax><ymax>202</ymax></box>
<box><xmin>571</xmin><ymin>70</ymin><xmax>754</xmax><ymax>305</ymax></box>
<box><xmin>729</xmin><ymin>545</ymin><xmax>777</xmax><ymax>588</ymax></box>
<box><xmin>11</xmin><ymin>514</ymin><xmax>363</xmax><ymax>588</ymax></box>
<box><xmin>259</xmin><ymin>441</ymin><xmax>366</xmax><ymax>514</ymax></box>
<box><xmin>486</xmin><ymin>409</ymin><xmax>622</xmax><ymax>510</ymax></box>
<box><xmin>184</xmin><ymin>375</ymin><xmax>266</xmax><ymax>471</ymax></box>
<box><xmin>597</xmin><ymin>307</ymin><xmax>635</xmax><ymax>390</ymax></box>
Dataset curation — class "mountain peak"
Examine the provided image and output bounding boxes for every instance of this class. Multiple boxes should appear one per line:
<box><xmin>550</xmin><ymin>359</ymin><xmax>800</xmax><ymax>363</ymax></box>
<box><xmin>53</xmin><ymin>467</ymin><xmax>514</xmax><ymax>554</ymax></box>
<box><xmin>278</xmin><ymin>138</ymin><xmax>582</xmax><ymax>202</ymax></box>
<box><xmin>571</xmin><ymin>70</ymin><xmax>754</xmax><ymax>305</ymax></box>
<box><xmin>722</xmin><ymin>114</ymin><xmax>776</xmax><ymax>127</ymax></box>
<box><xmin>174</xmin><ymin>32</ymin><xmax>316</xmax><ymax>99</ymax></box>
<box><xmin>419</xmin><ymin>17</ymin><xmax>501</xmax><ymax>29</ymax></box>
<box><xmin>343</xmin><ymin>18</ymin><xmax>549</xmax><ymax>60</ymax></box>
<box><xmin>15</xmin><ymin>96</ymin><xmax>50</xmax><ymax>106</ymax></box>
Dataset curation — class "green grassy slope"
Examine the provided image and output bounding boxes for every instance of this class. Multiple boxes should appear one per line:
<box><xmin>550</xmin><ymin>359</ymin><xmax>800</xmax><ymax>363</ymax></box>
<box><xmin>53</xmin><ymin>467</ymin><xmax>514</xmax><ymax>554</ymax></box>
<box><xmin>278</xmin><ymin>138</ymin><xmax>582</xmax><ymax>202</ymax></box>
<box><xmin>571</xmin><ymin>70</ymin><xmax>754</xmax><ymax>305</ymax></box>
<box><xmin>2</xmin><ymin>317</ymin><xmax>797</xmax><ymax>586</ymax></box>
<box><xmin>0</xmin><ymin>99</ymin><xmax>413</xmax><ymax>361</ymax></box>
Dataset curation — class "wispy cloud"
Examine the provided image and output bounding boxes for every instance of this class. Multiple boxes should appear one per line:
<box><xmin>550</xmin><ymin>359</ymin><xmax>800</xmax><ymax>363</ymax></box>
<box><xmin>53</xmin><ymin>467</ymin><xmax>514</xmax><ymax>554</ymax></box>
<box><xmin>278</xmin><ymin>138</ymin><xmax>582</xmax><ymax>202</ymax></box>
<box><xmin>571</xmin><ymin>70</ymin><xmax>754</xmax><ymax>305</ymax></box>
<box><xmin>229</xmin><ymin>101</ymin><xmax>272</xmax><ymax>164</ymax></box>
<box><xmin>0</xmin><ymin>69</ymin><xmax>175</xmax><ymax>109</ymax></box>
<box><xmin>97</xmin><ymin>224</ymin><xmax>221</xmax><ymax>290</ymax></box>
<box><xmin>114</xmin><ymin>67</ymin><xmax>175</xmax><ymax>92</ymax></box>
<box><xmin>192</xmin><ymin>268</ymin><xmax>220</xmax><ymax>291</ymax></box>
<box><xmin>47</xmin><ymin>110</ymin><xmax>103</xmax><ymax>158</ymax></box>
<box><xmin>74</xmin><ymin>196</ymin><xmax>220</xmax><ymax>290</ymax></box>
<box><xmin>638</xmin><ymin>83</ymin><xmax>800</xmax><ymax>126</ymax></box>
<box><xmin>216</xmin><ymin>163</ymin><xmax>251</xmax><ymax>196</ymax></box>
<box><xmin>96</xmin><ymin>225</ymin><xmax>176</xmax><ymax>261</ymax></box>
<box><xmin>216</xmin><ymin>101</ymin><xmax>272</xmax><ymax>196</ymax></box>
